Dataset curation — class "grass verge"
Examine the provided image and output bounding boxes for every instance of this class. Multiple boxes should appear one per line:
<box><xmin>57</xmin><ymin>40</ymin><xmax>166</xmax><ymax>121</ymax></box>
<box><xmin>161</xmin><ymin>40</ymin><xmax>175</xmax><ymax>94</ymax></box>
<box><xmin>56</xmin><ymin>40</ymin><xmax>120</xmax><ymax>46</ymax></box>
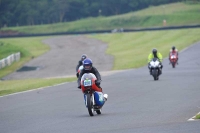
<box><xmin>1</xmin><ymin>28</ymin><xmax>200</xmax><ymax>96</ymax></box>
<box><xmin>0</xmin><ymin>36</ymin><xmax>50</xmax><ymax>78</ymax></box>
<box><xmin>0</xmin><ymin>77</ymin><xmax>76</xmax><ymax>96</ymax></box>
<box><xmin>195</xmin><ymin>113</ymin><xmax>200</xmax><ymax>119</ymax></box>
<box><xmin>90</xmin><ymin>28</ymin><xmax>200</xmax><ymax>70</ymax></box>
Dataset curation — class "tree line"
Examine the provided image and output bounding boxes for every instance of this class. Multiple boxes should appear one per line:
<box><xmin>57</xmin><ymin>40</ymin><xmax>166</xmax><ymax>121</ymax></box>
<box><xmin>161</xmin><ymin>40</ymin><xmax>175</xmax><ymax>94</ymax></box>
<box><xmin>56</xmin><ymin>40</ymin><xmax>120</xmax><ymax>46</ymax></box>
<box><xmin>0</xmin><ymin>0</ymin><xmax>184</xmax><ymax>28</ymax></box>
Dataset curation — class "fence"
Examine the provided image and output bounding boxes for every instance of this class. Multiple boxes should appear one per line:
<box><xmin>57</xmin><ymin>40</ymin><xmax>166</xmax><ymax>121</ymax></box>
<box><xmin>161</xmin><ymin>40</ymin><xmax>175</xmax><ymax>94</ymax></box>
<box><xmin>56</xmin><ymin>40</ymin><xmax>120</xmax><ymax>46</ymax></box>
<box><xmin>0</xmin><ymin>52</ymin><xmax>20</xmax><ymax>69</ymax></box>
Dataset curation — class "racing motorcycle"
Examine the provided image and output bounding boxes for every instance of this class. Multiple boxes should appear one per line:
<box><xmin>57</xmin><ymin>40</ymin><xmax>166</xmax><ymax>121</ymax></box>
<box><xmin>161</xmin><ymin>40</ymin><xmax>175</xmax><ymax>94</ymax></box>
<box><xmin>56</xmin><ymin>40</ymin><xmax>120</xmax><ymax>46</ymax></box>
<box><xmin>76</xmin><ymin>65</ymin><xmax>83</xmax><ymax>78</ymax></box>
<box><xmin>169</xmin><ymin>52</ymin><xmax>178</xmax><ymax>68</ymax></box>
<box><xmin>149</xmin><ymin>58</ymin><xmax>162</xmax><ymax>81</ymax></box>
<box><xmin>80</xmin><ymin>73</ymin><xmax>106</xmax><ymax>116</ymax></box>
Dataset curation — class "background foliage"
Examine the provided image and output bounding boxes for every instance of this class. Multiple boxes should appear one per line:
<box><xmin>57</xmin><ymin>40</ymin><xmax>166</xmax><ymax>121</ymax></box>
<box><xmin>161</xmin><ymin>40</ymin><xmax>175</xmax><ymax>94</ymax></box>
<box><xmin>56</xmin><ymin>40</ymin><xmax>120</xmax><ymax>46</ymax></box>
<box><xmin>0</xmin><ymin>0</ymin><xmax>184</xmax><ymax>27</ymax></box>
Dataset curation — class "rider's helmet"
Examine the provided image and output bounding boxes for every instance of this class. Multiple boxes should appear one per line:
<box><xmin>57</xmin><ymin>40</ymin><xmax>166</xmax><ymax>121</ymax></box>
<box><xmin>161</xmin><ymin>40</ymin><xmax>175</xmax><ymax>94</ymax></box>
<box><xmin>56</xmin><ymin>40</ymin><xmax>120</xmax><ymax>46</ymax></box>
<box><xmin>81</xmin><ymin>54</ymin><xmax>87</xmax><ymax>61</ymax></box>
<box><xmin>83</xmin><ymin>58</ymin><xmax>93</xmax><ymax>70</ymax></box>
<box><xmin>172</xmin><ymin>46</ymin><xmax>175</xmax><ymax>51</ymax></box>
<box><xmin>152</xmin><ymin>48</ymin><xmax>157</xmax><ymax>55</ymax></box>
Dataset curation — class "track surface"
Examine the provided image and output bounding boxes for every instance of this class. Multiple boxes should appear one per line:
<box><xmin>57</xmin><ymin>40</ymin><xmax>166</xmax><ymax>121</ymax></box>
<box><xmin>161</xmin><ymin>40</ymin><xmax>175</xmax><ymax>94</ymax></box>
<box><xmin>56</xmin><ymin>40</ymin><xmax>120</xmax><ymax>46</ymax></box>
<box><xmin>0</xmin><ymin>37</ymin><xmax>200</xmax><ymax>133</ymax></box>
<box><xmin>3</xmin><ymin>35</ymin><xmax>113</xmax><ymax>80</ymax></box>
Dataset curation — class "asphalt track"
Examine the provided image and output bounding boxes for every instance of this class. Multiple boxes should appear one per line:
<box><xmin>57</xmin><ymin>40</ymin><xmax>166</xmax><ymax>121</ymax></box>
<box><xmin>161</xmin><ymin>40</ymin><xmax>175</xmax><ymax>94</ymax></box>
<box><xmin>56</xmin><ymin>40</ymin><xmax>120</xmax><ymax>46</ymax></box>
<box><xmin>0</xmin><ymin>38</ymin><xmax>200</xmax><ymax>133</ymax></box>
<box><xmin>3</xmin><ymin>35</ymin><xmax>113</xmax><ymax>80</ymax></box>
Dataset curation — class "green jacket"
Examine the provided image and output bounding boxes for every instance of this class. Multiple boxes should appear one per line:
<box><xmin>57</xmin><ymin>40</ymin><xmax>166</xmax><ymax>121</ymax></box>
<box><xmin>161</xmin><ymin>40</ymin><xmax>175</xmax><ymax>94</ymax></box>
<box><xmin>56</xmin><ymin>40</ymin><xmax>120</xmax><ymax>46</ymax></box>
<box><xmin>148</xmin><ymin>52</ymin><xmax>163</xmax><ymax>63</ymax></box>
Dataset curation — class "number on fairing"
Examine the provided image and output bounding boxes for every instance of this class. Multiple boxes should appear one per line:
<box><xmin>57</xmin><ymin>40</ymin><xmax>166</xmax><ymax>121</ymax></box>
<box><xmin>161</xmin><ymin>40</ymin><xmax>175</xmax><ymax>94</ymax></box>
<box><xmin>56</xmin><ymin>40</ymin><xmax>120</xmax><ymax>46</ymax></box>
<box><xmin>99</xmin><ymin>93</ymin><xmax>104</xmax><ymax>102</ymax></box>
<box><xmin>84</xmin><ymin>80</ymin><xmax>92</xmax><ymax>86</ymax></box>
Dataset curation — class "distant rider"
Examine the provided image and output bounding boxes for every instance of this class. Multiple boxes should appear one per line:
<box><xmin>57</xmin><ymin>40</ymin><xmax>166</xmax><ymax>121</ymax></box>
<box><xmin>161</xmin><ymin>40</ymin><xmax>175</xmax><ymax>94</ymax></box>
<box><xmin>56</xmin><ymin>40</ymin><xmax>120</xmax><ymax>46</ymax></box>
<box><xmin>76</xmin><ymin>54</ymin><xmax>87</xmax><ymax>78</ymax></box>
<box><xmin>148</xmin><ymin>48</ymin><xmax>163</xmax><ymax>75</ymax></box>
<box><xmin>77</xmin><ymin>58</ymin><xmax>108</xmax><ymax>100</ymax></box>
<box><xmin>169</xmin><ymin>46</ymin><xmax>179</xmax><ymax>64</ymax></box>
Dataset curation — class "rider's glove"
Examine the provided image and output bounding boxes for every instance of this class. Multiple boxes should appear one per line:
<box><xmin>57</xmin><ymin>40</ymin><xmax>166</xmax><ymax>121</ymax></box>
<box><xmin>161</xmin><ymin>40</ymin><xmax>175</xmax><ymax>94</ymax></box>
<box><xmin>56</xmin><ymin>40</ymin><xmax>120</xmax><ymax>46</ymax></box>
<box><xmin>95</xmin><ymin>80</ymin><xmax>101</xmax><ymax>85</ymax></box>
<box><xmin>76</xmin><ymin>73</ymin><xmax>79</xmax><ymax>78</ymax></box>
<box><xmin>148</xmin><ymin>62</ymin><xmax>151</xmax><ymax>69</ymax></box>
<box><xmin>159</xmin><ymin>63</ymin><xmax>163</xmax><ymax>69</ymax></box>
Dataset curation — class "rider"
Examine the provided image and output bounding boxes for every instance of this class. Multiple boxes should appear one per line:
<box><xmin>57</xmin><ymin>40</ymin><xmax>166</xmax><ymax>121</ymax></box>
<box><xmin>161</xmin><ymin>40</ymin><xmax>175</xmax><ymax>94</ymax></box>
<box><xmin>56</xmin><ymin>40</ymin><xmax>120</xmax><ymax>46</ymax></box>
<box><xmin>76</xmin><ymin>54</ymin><xmax>87</xmax><ymax>77</ymax></box>
<box><xmin>148</xmin><ymin>48</ymin><xmax>163</xmax><ymax>75</ymax></box>
<box><xmin>169</xmin><ymin>46</ymin><xmax>179</xmax><ymax>64</ymax></box>
<box><xmin>77</xmin><ymin>58</ymin><xmax>108</xmax><ymax>100</ymax></box>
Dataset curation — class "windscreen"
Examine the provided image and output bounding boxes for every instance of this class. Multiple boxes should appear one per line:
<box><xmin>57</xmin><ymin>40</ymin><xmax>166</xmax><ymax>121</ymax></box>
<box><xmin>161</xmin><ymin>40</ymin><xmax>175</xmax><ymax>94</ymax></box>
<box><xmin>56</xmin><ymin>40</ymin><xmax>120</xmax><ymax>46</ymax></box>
<box><xmin>81</xmin><ymin>73</ymin><xmax>96</xmax><ymax>81</ymax></box>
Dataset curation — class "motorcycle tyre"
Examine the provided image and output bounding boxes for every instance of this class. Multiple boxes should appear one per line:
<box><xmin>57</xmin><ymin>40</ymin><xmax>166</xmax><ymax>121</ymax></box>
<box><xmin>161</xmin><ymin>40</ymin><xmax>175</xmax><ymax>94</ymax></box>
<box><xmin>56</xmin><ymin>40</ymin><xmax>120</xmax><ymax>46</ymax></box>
<box><xmin>172</xmin><ymin>62</ymin><xmax>175</xmax><ymax>68</ymax></box>
<box><xmin>87</xmin><ymin>93</ymin><xmax>94</xmax><ymax>116</ymax></box>
<box><xmin>152</xmin><ymin>69</ymin><xmax>158</xmax><ymax>81</ymax></box>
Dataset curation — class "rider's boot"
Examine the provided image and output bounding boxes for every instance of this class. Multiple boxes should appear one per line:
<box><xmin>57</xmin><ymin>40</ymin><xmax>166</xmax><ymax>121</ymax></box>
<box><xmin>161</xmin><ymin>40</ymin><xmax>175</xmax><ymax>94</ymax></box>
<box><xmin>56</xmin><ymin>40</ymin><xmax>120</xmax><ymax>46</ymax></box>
<box><xmin>104</xmin><ymin>94</ymin><xmax>108</xmax><ymax>101</ymax></box>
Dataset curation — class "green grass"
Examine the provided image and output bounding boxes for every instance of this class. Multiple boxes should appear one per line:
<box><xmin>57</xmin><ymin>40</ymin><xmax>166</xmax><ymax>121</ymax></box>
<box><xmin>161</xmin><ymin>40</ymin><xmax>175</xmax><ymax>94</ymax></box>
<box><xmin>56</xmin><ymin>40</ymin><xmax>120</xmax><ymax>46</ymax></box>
<box><xmin>0</xmin><ymin>36</ymin><xmax>50</xmax><ymax>78</ymax></box>
<box><xmin>89</xmin><ymin>28</ymin><xmax>200</xmax><ymax>70</ymax></box>
<box><xmin>0</xmin><ymin>2</ymin><xmax>200</xmax><ymax>96</ymax></box>
<box><xmin>195</xmin><ymin>113</ymin><xmax>200</xmax><ymax>119</ymax></box>
<box><xmin>0</xmin><ymin>36</ymin><xmax>77</xmax><ymax>96</ymax></box>
<box><xmin>1</xmin><ymin>2</ymin><xmax>200</xmax><ymax>34</ymax></box>
<box><xmin>0</xmin><ymin>77</ymin><xmax>76</xmax><ymax>96</ymax></box>
<box><xmin>0</xmin><ymin>28</ymin><xmax>200</xmax><ymax>96</ymax></box>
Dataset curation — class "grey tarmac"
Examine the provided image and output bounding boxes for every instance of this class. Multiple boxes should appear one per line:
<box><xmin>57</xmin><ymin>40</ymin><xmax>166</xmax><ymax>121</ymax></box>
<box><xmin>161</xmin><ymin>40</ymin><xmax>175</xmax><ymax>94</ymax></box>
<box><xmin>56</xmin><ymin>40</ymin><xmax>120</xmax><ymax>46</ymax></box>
<box><xmin>0</xmin><ymin>36</ymin><xmax>200</xmax><ymax>133</ymax></box>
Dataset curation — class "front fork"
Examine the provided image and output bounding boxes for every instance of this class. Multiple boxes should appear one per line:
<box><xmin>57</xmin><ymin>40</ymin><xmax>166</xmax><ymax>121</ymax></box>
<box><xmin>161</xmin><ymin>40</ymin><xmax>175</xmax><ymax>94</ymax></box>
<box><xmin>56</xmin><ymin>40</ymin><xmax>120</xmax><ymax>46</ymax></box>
<box><xmin>84</xmin><ymin>93</ymin><xmax>95</xmax><ymax>107</ymax></box>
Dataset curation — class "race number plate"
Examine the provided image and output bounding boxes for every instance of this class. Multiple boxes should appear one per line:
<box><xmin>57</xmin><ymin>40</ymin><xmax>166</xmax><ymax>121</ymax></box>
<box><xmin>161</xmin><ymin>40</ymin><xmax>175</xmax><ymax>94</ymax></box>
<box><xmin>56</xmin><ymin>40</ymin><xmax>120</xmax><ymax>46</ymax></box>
<box><xmin>84</xmin><ymin>80</ymin><xmax>92</xmax><ymax>86</ymax></box>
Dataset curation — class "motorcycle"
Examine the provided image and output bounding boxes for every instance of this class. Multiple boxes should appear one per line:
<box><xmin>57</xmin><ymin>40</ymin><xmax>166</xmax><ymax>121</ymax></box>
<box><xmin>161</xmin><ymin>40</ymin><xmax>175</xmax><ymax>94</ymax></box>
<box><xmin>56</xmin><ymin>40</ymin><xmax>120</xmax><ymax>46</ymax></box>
<box><xmin>76</xmin><ymin>65</ymin><xmax>83</xmax><ymax>78</ymax></box>
<box><xmin>80</xmin><ymin>73</ymin><xmax>106</xmax><ymax>116</ymax></box>
<box><xmin>149</xmin><ymin>58</ymin><xmax>162</xmax><ymax>81</ymax></box>
<box><xmin>169</xmin><ymin>52</ymin><xmax>178</xmax><ymax>68</ymax></box>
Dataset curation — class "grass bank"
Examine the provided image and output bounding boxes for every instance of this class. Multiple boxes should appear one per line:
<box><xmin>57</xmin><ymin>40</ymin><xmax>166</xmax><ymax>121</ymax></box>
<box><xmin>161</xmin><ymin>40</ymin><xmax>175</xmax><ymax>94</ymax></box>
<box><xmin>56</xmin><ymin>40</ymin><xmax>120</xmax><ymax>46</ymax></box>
<box><xmin>195</xmin><ymin>113</ymin><xmax>200</xmax><ymax>119</ymax></box>
<box><xmin>90</xmin><ymin>28</ymin><xmax>200</xmax><ymax>70</ymax></box>
<box><xmin>0</xmin><ymin>37</ymin><xmax>50</xmax><ymax>78</ymax></box>
<box><xmin>1</xmin><ymin>28</ymin><xmax>200</xmax><ymax>96</ymax></box>
<box><xmin>0</xmin><ymin>36</ymin><xmax>77</xmax><ymax>96</ymax></box>
<box><xmin>0</xmin><ymin>77</ymin><xmax>76</xmax><ymax>96</ymax></box>
<box><xmin>0</xmin><ymin>28</ymin><xmax>200</xmax><ymax>96</ymax></box>
<box><xmin>1</xmin><ymin>2</ymin><xmax>200</xmax><ymax>34</ymax></box>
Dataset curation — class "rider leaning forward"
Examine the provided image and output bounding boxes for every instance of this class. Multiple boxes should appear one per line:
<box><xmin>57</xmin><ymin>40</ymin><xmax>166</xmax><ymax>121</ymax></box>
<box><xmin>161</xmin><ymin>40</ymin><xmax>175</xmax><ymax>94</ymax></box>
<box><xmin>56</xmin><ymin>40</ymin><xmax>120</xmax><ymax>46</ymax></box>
<box><xmin>77</xmin><ymin>58</ymin><xmax>108</xmax><ymax>100</ymax></box>
<box><xmin>169</xmin><ymin>46</ymin><xmax>179</xmax><ymax>64</ymax></box>
<box><xmin>148</xmin><ymin>48</ymin><xmax>163</xmax><ymax>75</ymax></box>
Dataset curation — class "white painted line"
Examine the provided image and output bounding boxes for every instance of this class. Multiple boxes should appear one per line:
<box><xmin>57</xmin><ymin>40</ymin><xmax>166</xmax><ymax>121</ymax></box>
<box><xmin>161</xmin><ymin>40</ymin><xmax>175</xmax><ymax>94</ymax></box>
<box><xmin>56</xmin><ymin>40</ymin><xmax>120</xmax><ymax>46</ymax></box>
<box><xmin>0</xmin><ymin>70</ymin><xmax>124</xmax><ymax>98</ymax></box>
<box><xmin>0</xmin><ymin>82</ymin><xmax>70</xmax><ymax>98</ymax></box>
<box><xmin>188</xmin><ymin>112</ymin><xmax>200</xmax><ymax>121</ymax></box>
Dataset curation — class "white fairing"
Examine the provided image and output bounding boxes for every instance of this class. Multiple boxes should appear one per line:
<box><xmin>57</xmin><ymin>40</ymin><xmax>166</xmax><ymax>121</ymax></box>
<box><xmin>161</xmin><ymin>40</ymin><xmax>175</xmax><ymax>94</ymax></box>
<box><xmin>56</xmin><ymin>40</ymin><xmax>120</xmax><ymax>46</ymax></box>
<box><xmin>150</xmin><ymin>59</ymin><xmax>160</xmax><ymax>68</ymax></box>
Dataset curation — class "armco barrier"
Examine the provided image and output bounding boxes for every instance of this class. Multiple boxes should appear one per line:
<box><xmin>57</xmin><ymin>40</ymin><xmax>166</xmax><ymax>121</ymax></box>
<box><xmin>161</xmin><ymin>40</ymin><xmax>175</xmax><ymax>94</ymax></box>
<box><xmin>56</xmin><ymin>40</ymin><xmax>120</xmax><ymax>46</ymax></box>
<box><xmin>0</xmin><ymin>24</ymin><xmax>200</xmax><ymax>38</ymax></box>
<box><xmin>0</xmin><ymin>52</ymin><xmax>20</xmax><ymax>70</ymax></box>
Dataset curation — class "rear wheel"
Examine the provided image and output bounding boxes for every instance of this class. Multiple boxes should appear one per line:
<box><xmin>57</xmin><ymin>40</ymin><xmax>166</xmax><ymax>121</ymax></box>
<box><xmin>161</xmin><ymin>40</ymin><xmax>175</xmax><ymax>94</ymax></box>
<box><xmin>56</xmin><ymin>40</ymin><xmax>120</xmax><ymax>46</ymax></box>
<box><xmin>87</xmin><ymin>94</ymin><xmax>94</xmax><ymax>116</ymax></box>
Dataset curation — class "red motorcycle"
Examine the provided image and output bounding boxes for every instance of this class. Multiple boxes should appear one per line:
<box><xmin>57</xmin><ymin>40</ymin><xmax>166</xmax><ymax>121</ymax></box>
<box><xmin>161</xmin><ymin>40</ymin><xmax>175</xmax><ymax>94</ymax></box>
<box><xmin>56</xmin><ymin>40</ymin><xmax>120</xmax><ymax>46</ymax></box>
<box><xmin>80</xmin><ymin>73</ymin><xmax>106</xmax><ymax>116</ymax></box>
<box><xmin>169</xmin><ymin>52</ymin><xmax>178</xmax><ymax>68</ymax></box>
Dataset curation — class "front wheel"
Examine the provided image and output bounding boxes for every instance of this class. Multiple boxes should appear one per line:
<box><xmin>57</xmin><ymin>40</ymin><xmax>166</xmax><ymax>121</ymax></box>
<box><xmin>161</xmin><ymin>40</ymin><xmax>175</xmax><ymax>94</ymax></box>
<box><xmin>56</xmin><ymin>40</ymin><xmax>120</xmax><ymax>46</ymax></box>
<box><xmin>152</xmin><ymin>69</ymin><xmax>158</xmax><ymax>81</ymax></box>
<box><xmin>86</xmin><ymin>93</ymin><xmax>94</xmax><ymax>116</ymax></box>
<box><xmin>172</xmin><ymin>62</ymin><xmax>175</xmax><ymax>68</ymax></box>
